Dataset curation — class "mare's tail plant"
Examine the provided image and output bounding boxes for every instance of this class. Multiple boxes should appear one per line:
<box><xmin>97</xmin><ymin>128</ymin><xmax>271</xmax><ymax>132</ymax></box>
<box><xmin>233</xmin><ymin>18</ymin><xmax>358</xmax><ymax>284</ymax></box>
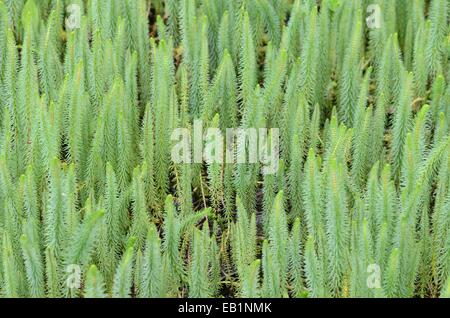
<box><xmin>0</xmin><ymin>0</ymin><xmax>448</xmax><ymax>298</ymax></box>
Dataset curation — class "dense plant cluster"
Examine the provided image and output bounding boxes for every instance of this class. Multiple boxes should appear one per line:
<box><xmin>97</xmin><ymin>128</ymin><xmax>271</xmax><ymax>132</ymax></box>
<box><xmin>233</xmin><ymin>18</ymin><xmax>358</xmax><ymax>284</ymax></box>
<box><xmin>0</xmin><ymin>0</ymin><xmax>449</xmax><ymax>298</ymax></box>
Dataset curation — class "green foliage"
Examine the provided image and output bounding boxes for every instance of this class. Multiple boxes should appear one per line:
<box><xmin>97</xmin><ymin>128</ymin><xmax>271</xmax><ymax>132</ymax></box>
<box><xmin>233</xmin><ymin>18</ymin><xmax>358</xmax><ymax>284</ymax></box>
<box><xmin>84</xmin><ymin>265</ymin><xmax>107</xmax><ymax>298</ymax></box>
